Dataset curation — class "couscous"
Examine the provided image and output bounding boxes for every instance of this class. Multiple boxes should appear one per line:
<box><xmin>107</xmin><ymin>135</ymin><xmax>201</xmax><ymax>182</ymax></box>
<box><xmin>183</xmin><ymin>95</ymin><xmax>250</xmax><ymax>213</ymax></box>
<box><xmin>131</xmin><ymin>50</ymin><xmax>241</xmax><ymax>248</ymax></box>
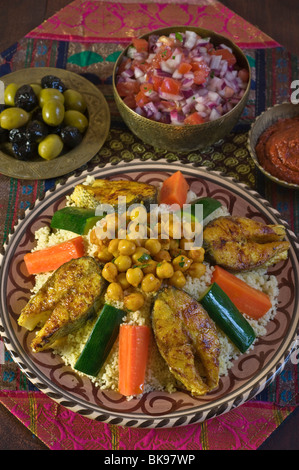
<box><xmin>22</xmin><ymin>173</ymin><xmax>281</xmax><ymax>399</ymax></box>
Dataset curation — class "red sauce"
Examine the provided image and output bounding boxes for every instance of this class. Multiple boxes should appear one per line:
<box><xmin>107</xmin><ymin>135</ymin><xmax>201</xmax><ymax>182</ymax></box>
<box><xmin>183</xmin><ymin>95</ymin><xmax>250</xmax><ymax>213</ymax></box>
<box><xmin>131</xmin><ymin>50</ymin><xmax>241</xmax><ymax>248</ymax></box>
<box><xmin>255</xmin><ymin>116</ymin><xmax>299</xmax><ymax>185</ymax></box>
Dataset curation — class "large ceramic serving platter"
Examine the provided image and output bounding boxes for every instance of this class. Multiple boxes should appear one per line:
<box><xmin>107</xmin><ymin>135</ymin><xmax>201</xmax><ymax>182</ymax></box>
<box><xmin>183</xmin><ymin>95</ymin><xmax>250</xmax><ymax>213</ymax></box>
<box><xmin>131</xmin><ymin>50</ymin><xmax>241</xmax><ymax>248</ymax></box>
<box><xmin>0</xmin><ymin>161</ymin><xmax>298</xmax><ymax>428</ymax></box>
<box><xmin>0</xmin><ymin>67</ymin><xmax>110</xmax><ymax>179</ymax></box>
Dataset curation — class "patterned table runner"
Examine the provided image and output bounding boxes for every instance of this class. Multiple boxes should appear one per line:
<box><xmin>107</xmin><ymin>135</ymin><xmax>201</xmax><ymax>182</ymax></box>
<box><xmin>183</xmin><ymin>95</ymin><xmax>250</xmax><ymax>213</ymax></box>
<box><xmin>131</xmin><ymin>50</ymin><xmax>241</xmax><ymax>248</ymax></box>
<box><xmin>0</xmin><ymin>0</ymin><xmax>298</xmax><ymax>450</ymax></box>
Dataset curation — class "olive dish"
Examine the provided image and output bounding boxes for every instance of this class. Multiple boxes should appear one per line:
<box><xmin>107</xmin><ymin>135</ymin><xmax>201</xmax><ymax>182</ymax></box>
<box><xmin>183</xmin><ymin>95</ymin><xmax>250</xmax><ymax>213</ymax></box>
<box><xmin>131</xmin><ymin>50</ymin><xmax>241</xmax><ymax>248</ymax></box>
<box><xmin>0</xmin><ymin>67</ymin><xmax>110</xmax><ymax>179</ymax></box>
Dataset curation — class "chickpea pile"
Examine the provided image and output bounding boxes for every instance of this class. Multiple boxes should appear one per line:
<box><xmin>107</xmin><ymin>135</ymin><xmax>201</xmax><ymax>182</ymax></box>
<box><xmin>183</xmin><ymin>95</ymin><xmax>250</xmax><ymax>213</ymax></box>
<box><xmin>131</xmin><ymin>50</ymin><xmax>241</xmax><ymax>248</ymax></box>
<box><xmin>90</xmin><ymin>207</ymin><xmax>206</xmax><ymax>312</ymax></box>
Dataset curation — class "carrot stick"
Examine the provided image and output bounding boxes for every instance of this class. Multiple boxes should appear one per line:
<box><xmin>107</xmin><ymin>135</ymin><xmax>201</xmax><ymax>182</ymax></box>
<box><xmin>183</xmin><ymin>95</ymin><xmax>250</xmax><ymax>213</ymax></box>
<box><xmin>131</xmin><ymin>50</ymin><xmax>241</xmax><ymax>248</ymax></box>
<box><xmin>159</xmin><ymin>171</ymin><xmax>189</xmax><ymax>208</ymax></box>
<box><xmin>118</xmin><ymin>324</ymin><xmax>150</xmax><ymax>396</ymax></box>
<box><xmin>24</xmin><ymin>236</ymin><xmax>85</xmax><ymax>275</ymax></box>
<box><xmin>211</xmin><ymin>265</ymin><xmax>272</xmax><ymax>319</ymax></box>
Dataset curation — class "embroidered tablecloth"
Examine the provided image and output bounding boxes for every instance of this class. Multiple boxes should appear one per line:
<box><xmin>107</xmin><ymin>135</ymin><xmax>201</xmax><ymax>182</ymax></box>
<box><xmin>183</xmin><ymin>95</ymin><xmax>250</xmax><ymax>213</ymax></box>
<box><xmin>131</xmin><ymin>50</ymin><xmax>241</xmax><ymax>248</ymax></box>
<box><xmin>0</xmin><ymin>0</ymin><xmax>298</xmax><ymax>450</ymax></box>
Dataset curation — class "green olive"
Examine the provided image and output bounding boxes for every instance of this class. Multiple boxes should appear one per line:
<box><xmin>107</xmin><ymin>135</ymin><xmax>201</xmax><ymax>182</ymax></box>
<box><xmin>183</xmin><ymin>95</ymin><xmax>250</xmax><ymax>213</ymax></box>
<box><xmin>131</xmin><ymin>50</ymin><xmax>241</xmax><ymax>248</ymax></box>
<box><xmin>38</xmin><ymin>134</ymin><xmax>64</xmax><ymax>160</ymax></box>
<box><xmin>4</xmin><ymin>83</ymin><xmax>20</xmax><ymax>106</ymax></box>
<box><xmin>39</xmin><ymin>88</ymin><xmax>65</xmax><ymax>107</ymax></box>
<box><xmin>42</xmin><ymin>99</ymin><xmax>65</xmax><ymax>126</ymax></box>
<box><xmin>63</xmin><ymin>109</ymin><xmax>88</xmax><ymax>133</ymax></box>
<box><xmin>63</xmin><ymin>89</ymin><xmax>87</xmax><ymax>113</ymax></box>
<box><xmin>0</xmin><ymin>107</ymin><xmax>29</xmax><ymax>130</ymax></box>
<box><xmin>30</xmin><ymin>83</ymin><xmax>42</xmax><ymax>98</ymax></box>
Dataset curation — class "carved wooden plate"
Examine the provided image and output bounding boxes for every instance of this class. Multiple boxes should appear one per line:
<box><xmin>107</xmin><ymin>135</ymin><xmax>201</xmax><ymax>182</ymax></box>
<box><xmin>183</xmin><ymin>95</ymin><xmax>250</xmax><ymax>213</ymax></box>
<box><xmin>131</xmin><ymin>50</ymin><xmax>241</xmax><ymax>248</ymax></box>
<box><xmin>0</xmin><ymin>67</ymin><xmax>110</xmax><ymax>179</ymax></box>
<box><xmin>0</xmin><ymin>161</ymin><xmax>298</xmax><ymax>428</ymax></box>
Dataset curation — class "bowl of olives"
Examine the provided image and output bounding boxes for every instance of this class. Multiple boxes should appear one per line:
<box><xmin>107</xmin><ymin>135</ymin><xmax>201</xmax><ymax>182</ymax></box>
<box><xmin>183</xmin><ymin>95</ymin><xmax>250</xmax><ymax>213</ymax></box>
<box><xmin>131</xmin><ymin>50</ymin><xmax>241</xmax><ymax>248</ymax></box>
<box><xmin>0</xmin><ymin>68</ymin><xmax>110</xmax><ymax>179</ymax></box>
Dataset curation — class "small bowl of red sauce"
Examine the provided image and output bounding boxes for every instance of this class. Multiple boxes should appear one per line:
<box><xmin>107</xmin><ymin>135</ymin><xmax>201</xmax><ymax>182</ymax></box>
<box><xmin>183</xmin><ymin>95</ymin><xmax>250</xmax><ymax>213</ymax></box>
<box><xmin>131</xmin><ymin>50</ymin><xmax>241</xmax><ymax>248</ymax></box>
<box><xmin>248</xmin><ymin>102</ymin><xmax>299</xmax><ymax>189</ymax></box>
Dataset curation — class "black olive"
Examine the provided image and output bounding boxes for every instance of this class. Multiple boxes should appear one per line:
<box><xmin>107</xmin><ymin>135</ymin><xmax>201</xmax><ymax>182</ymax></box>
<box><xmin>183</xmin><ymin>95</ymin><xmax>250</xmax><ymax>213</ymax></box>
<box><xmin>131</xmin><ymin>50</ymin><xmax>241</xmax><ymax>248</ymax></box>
<box><xmin>60</xmin><ymin>125</ymin><xmax>83</xmax><ymax>148</ymax></box>
<box><xmin>26</xmin><ymin>120</ymin><xmax>48</xmax><ymax>143</ymax></box>
<box><xmin>41</xmin><ymin>75</ymin><xmax>66</xmax><ymax>93</ymax></box>
<box><xmin>14</xmin><ymin>85</ymin><xmax>38</xmax><ymax>112</ymax></box>
<box><xmin>12</xmin><ymin>140</ymin><xmax>37</xmax><ymax>160</ymax></box>
<box><xmin>0</xmin><ymin>126</ymin><xmax>8</xmax><ymax>144</ymax></box>
<box><xmin>0</xmin><ymin>104</ymin><xmax>7</xmax><ymax>113</ymax></box>
<box><xmin>31</xmin><ymin>107</ymin><xmax>43</xmax><ymax>122</ymax></box>
<box><xmin>47</xmin><ymin>123</ymin><xmax>63</xmax><ymax>135</ymax></box>
<box><xmin>9</xmin><ymin>126</ymin><xmax>27</xmax><ymax>144</ymax></box>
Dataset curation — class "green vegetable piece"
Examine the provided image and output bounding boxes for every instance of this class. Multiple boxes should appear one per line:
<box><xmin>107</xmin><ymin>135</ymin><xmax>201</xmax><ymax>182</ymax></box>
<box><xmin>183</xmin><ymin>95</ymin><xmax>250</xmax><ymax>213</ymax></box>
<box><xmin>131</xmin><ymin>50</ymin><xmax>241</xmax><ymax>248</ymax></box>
<box><xmin>178</xmin><ymin>197</ymin><xmax>222</xmax><ymax>224</ymax></box>
<box><xmin>74</xmin><ymin>303</ymin><xmax>125</xmax><ymax>376</ymax></box>
<box><xmin>199</xmin><ymin>282</ymin><xmax>256</xmax><ymax>353</ymax></box>
<box><xmin>175</xmin><ymin>32</ymin><xmax>183</xmax><ymax>42</ymax></box>
<box><xmin>190</xmin><ymin>197</ymin><xmax>222</xmax><ymax>221</ymax></box>
<box><xmin>138</xmin><ymin>252</ymin><xmax>151</xmax><ymax>262</ymax></box>
<box><xmin>50</xmin><ymin>206</ymin><xmax>103</xmax><ymax>235</ymax></box>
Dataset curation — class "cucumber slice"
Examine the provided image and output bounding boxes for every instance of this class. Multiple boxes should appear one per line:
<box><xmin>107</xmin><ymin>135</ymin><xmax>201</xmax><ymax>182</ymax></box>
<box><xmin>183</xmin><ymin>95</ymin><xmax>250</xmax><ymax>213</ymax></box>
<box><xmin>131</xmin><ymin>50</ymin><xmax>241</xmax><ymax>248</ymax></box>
<box><xmin>74</xmin><ymin>303</ymin><xmax>125</xmax><ymax>376</ymax></box>
<box><xmin>51</xmin><ymin>206</ymin><xmax>103</xmax><ymax>235</ymax></box>
<box><xmin>199</xmin><ymin>282</ymin><xmax>256</xmax><ymax>353</ymax></box>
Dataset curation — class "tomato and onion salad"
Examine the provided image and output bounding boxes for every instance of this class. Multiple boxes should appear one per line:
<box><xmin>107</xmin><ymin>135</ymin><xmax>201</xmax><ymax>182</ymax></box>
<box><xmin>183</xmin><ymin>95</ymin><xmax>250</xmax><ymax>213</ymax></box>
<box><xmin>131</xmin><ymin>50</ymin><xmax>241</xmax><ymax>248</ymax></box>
<box><xmin>115</xmin><ymin>31</ymin><xmax>249</xmax><ymax>125</ymax></box>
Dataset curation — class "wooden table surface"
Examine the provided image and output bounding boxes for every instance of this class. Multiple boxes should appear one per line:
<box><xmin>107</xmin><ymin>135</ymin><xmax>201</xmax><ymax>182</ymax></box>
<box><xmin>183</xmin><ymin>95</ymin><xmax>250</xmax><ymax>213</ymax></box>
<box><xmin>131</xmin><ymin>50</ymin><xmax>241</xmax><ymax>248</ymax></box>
<box><xmin>0</xmin><ymin>0</ymin><xmax>298</xmax><ymax>451</ymax></box>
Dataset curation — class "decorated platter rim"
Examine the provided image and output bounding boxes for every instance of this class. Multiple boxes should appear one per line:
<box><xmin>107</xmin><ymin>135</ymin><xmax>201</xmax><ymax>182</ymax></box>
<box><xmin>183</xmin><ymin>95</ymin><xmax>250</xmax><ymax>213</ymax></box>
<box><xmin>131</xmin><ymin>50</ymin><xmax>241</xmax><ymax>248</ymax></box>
<box><xmin>0</xmin><ymin>159</ymin><xmax>298</xmax><ymax>428</ymax></box>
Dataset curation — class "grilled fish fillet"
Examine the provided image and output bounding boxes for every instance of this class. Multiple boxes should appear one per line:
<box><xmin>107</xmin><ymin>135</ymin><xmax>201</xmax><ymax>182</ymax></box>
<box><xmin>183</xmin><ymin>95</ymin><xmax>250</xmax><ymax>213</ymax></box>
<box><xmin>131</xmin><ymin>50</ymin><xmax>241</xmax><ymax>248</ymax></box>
<box><xmin>152</xmin><ymin>287</ymin><xmax>220</xmax><ymax>396</ymax></box>
<box><xmin>70</xmin><ymin>178</ymin><xmax>158</xmax><ymax>211</ymax></box>
<box><xmin>203</xmin><ymin>216</ymin><xmax>290</xmax><ymax>272</ymax></box>
<box><xmin>18</xmin><ymin>257</ymin><xmax>106</xmax><ymax>352</ymax></box>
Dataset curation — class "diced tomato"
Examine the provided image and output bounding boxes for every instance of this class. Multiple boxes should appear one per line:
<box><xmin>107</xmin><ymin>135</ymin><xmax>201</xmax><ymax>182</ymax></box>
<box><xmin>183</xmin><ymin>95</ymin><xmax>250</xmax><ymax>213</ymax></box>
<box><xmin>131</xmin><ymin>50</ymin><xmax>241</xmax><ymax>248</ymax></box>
<box><xmin>134</xmin><ymin>82</ymin><xmax>154</xmax><ymax>107</ymax></box>
<box><xmin>178</xmin><ymin>62</ymin><xmax>192</xmax><ymax>74</ymax></box>
<box><xmin>135</xmin><ymin>91</ymin><xmax>150</xmax><ymax>108</ymax></box>
<box><xmin>159</xmin><ymin>100</ymin><xmax>177</xmax><ymax>112</ymax></box>
<box><xmin>132</xmin><ymin>38</ymin><xmax>149</xmax><ymax>53</ymax></box>
<box><xmin>118</xmin><ymin>58</ymin><xmax>132</xmax><ymax>75</ymax></box>
<box><xmin>210</xmin><ymin>48</ymin><xmax>237</xmax><ymax>67</ymax></box>
<box><xmin>116</xmin><ymin>81</ymin><xmax>140</xmax><ymax>97</ymax></box>
<box><xmin>160</xmin><ymin>77</ymin><xmax>181</xmax><ymax>95</ymax></box>
<box><xmin>123</xmin><ymin>94</ymin><xmax>136</xmax><ymax>109</ymax></box>
<box><xmin>152</xmin><ymin>75</ymin><xmax>163</xmax><ymax>92</ymax></box>
<box><xmin>152</xmin><ymin>45</ymin><xmax>172</xmax><ymax>67</ymax></box>
<box><xmin>132</xmin><ymin>59</ymin><xmax>151</xmax><ymax>74</ymax></box>
<box><xmin>158</xmin><ymin>35</ymin><xmax>175</xmax><ymax>47</ymax></box>
<box><xmin>140</xmin><ymin>82</ymin><xmax>154</xmax><ymax>94</ymax></box>
<box><xmin>184</xmin><ymin>112</ymin><xmax>205</xmax><ymax>125</ymax></box>
<box><xmin>205</xmin><ymin>42</ymin><xmax>214</xmax><ymax>51</ymax></box>
<box><xmin>238</xmin><ymin>68</ymin><xmax>249</xmax><ymax>83</ymax></box>
<box><xmin>191</xmin><ymin>61</ymin><xmax>210</xmax><ymax>72</ymax></box>
<box><xmin>190</xmin><ymin>61</ymin><xmax>210</xmax><ymax>85</ymax></box>
<box><xmin>193</xmin><ymin>69</ymin><xmax>209</xmax><ymax>85</ymax></box>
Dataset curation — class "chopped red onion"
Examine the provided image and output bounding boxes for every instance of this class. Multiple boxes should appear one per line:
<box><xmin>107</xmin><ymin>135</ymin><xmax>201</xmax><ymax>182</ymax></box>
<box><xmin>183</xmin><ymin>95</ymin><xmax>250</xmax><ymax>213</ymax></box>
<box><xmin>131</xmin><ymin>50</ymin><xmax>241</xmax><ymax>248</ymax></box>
<box><xmin>116</xmin><ymin>30</ymin><xmax>248</xmax><ymax>125</ymax></box>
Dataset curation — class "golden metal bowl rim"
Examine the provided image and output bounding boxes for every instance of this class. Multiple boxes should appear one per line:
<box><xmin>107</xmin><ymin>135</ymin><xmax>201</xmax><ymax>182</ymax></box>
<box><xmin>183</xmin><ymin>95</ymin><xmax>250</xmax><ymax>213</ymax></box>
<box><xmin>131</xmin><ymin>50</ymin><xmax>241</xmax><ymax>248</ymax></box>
<box><xmin>247</xmin><ymin>102</ymin><xmax>299</xmax><ymax>190</ymax></box>
<box><xmin>112</xmin><ymin>25</ymin><xmax>251</xmax><ymax>130</ymax></box>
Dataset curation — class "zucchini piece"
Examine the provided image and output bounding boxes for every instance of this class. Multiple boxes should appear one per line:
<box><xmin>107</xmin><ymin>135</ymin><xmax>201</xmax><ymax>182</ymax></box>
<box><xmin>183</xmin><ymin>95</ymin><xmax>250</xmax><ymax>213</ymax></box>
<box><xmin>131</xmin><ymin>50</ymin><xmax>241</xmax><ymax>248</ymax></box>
<box><xmin>74</xmin><ymin>303</ymin><xmax>125</xmax><ymax>376</ymax></box>
<box><xmin>190</xmin><ymin>197</ymin><xmax>222</xmax><ymax>221</ymax></box>
<box><xmin>50</xmin><ymin>206</ymin><xmax>103</xmax><ymax>235</ymax></box>
<box><xmin>199</xmin><ymin>282</ymin><xmax>256</xmax><ymax>353</ymax></box>
<box><xmin>178</xmin><ymin>197</ymin><xmax>222</xmax><ymax>224</ymax></box>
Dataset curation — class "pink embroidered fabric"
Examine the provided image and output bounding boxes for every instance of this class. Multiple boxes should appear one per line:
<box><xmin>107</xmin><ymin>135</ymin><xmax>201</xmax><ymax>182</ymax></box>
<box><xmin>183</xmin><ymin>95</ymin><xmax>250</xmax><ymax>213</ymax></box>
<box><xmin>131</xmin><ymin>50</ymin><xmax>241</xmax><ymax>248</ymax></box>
<box><xmin>0</xmin><ymin>392</ymin><xmax>295</xmax><ymax>450</ymax></box>
<box><xmin>26</xmin><ymin>0</ymin><xmax>279</xmax><ymax>49</ymax></box>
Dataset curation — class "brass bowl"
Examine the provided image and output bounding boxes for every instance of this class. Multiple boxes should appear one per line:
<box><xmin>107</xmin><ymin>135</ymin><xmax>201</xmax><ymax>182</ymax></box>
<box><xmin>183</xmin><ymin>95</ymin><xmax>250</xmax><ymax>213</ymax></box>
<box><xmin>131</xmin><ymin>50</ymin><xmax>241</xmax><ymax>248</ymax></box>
<box><xmin>113</xmin><ymin>26</ymin><xmax>251</xmax><ymax>152</ymax></box>
<box><xmin>247</xmin><ymin>102</ymin><xmax>299</xmax><ymax>189</ymax></box>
